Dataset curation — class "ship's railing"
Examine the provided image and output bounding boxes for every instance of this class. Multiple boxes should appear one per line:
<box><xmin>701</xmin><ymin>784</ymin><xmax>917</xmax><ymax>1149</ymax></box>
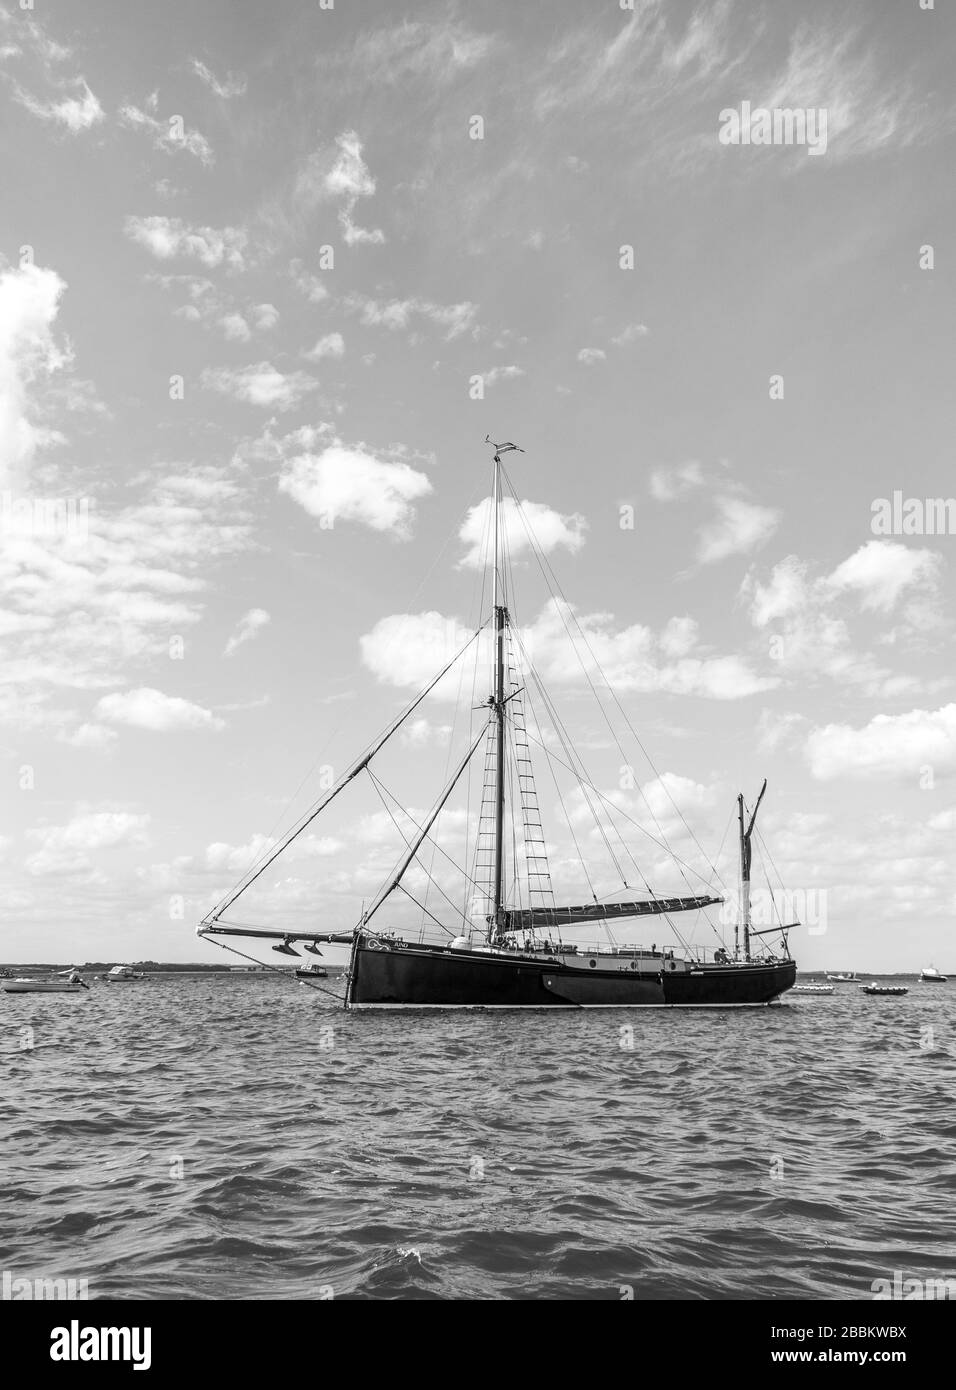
<box><xmin>387</xmin><ymin>921</ymin><xmax>786</xmax><ymax>965</ymax></box>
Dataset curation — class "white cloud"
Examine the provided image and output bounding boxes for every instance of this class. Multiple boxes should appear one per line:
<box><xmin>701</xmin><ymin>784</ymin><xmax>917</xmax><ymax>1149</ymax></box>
<box><xmin>298</xmin><ymin>129</ymin><xmax>385</xmax><ymax>246</ymax></box>
<box><xmin>400</xmin><ymin>717</ymin><xmax>453</xmax><ymax>748</ymax></box>
<box><xmin>13</xmin><ymin>77</ymin><xmax>104</xmax><ymax>131</ymax></box>
<box><xmin>480</xmin><ymin>364</ymin><xmax>524</xmax><ymax>388</ymax></box>
<box><xmin>824</xmin><ymin>541</ymin><xmax>941</xmax><ymax>613</ymax></box>
<box><xmin>124</xmin><ymin>216</ymin><xmax>248</xmax><ymax>270</ymax></box>
<box><xmin>95</xmin><ymin>688</ymin><xmax>225</xmax><ymax>732</ymax></box>
<box><xmin>346</xmin><ymin>20</ymin><xmax>494</xmax><ymax>86</ymax></box>
<box><xmin>26</xmin><ymin>810</ymin><xmax>149</xmax><ymax>875</ymax></box>
<box><xmin>119</xmin><ymin>104</ymin><xmax>214</xmax><ymax>166</ymax></box>
<box><xmin>340</xmin><ymin>210</ymin><xmax>386</xmax><ymax>248</ymax></box>
<box><xmin>290</xmin><ymin>263</ymin><xmax>329</xmax><ymax>303</ymax></box>
<box><xmin>756</xmin><ymin>708</ymin><xmax>807</xmax><ymax>753</ymax></box>
<box><xmin>458</xmin><ymin>496</ymin><xmax>586</xmax><ymax>568</ymax></box>
<box><xmin>203</xmin><ymin>831</ymin><xmax>344</xmax><ymax>875</ymax></box>
<box><xmin>305</xmin><ymin>332</ymin><xmax>345</xmax><ymax>360</ymax></box>
<box><xmin>279</xmin><ymin>443</ymin><xmax>432</xmax><ymax>538</ymax></box>
<box><xmin>806</xmin><ymin>704</ymin><xmax>956</xmax><ymax>781</ymax></box>
<box><xmin>659</xmin><ymin>615</ymin><xmax>698</xmax><ymax>658</ymax></box>
<box><xmin>696</xmin><ymin>495</ymin><xmax>780</xmax><ymax>564</ymax></box>
<box><xmin>220</xmin><ymin>312</ymin><xmax>250</xmax><ymax>342</ymax></box>
<box><xmin>742</xmin><ymin>544</ymin><xmax>943</xmax><ymax>697</ymax></box>
<box><xmin>346</xmin><ymin>294</ymin><xmax>477</xmax><ymax>339</ymax></box>
<box><xmin>224</xmin><ymin>608</ymin><xmax>270</xmax><ymax>656</ymax></box>
<box><xmin>611</xmin><ymin>323</ymin><xmax>649</xmax><ymax>346</ymax></box>
<box><xmin>0</xmin><ymin>467</ymin><xmax>251</xmax><ymax>736</ymax></box>
<box><xmin>746</xmin><ymin>555</ymin><xmax>808</xmax><ymax>627</ymax></box>
<box><xmin>190</xmin><ymin>58</ymin><xmax>246</xmax><ymax>99</ymax></box>
<box><xmin>649</xmin><ymin>461</ymin><xmax>705</xmax><ymax>502</ymax></box>
<box><xmin>201</xmin><ymin>362</ymin><xmax>317</xmax><ymax>409</ymax></box>
<box><xmin>324</xmin><ymin>129</ymin><xmax>376</xmax><ymax>199</ymax></box>
<box><xmin>521</xmin><ymin>599</ymin><xmax>776</xmax><ymax>700</ymax></box>
<box><xmin>532</xmin><ymin>7</ymin><xmax>931</xmax><ymax>177</ymax></box>
<box><xmin>360</xmin><ymin>612</ymin><xmax>473</xmax><ymax>695</ymax></box>
<box><xmin>252</xmin><ymin>303</ymin><xmax>278</xmax><ymax>331</ymax></box>
<box><xmin>577</xmin><ymin>347</ymin><xmax>606</xmax><ymax>365</ymax></box>
<box><xmin>570</xmin><ymin>773</ymin><xmax>717</xmax><ymax>841</ymax></box>
<box><xmin>760</xmin><ymin>22</ymin><xmax>929</xmax><ymax>165</ymax></box>
<box><xmin>0</xmin><ymin>261</ymin><xmax>71</xmax><ymax>487</ymax></box>
<box><xmin>361</xmin><ymin>599</ymin><xmax>777</xmax><ymax>702</ymax></box>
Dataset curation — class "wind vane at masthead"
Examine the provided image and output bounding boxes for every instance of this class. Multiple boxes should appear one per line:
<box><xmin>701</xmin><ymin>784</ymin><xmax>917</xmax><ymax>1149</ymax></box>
<box><xmin>484</xmin><ymin>435</ymin><xmax>525</xmax><ymax>464</ymax></box>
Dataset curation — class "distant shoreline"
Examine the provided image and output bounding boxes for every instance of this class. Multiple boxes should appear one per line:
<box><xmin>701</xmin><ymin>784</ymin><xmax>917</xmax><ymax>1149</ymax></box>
<box><xmin>0</xmin><ymin>962</ymin><xmax>345</xmax><ymax>975</ymax></box>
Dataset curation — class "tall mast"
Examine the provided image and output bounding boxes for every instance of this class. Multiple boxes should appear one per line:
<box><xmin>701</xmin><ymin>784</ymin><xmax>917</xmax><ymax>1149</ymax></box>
<box><xmin>491</xmin><ymin>451</ymin><xmax>506</xmax><ymax>935</ymax></box>
<box><xmin>738</xmin><ymin>778</ymin><xmax>767</xmax><ymax>962</ymax></box>
<box><xmin>485</xmin><ymin>437</ymin><xmax>523</xmax><ymax>941</ymax></box>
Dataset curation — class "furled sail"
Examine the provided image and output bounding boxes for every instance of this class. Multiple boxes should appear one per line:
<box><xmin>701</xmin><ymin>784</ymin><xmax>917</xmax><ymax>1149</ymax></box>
<box><xmin>502</xmin><ymin>894</ymin><xmax>722</xmax><ymax>930</ymax></box>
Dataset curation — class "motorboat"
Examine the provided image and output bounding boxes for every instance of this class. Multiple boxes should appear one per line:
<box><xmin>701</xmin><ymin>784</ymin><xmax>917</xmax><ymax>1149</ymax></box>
<box><xmin>100</xmin><ymin>964</ymin><xmax>149</xmax><ymax>982</ymax></box>
<box><xmin>294</xmin><ymin>961</ymin><xmax>328</xmax><ymax>979</ymax></box>
<box><xmin>3</xmin><ymin>969</ymin><xmax>90</xmax><ymax>994</ymax></box>
<box><xmin>920</xmin><ymin>965</ymin><xmax>948</xmax><ymax>983</ymax></box>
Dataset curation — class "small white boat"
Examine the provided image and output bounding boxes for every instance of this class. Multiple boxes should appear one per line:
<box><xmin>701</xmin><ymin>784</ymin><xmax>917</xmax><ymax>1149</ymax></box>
<box><xmin>294</xmin><ymin>961</ymin><xmax>328</xmax><ymax>979</ymax></box>
<box><xmin>100</xmin><ymin>964</ymin><xmax>148</xmax><ymax>982</ymax></box>
<box><xmin>3</xmin><ymin>969</ymin><xmax>89</xmax><ymax>994</ymax></box>
<box><xmin>860</xmin><ymin>982</ymin><xmax>908</xmax><ymax>997</ymax></box>
<box><xmin>920</xmin><ymin>965</ymin><xmax>948</xmax><ymax>983</ymax></box>
<box><xmin>794</xmin><ymin>983</ymin><xmax>834</xmax><ymax>995</ymax></box>
<box><xmin>826</xmin><ymin>971</ymin><xmax>859</xmax><ymax>982</ymax></box>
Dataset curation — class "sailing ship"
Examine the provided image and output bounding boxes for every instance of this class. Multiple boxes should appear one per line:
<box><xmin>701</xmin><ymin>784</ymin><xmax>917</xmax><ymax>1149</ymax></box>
<box><xmin>199</xmin><ymin>439</ymin><xmax>797</xmax><ymax>1008</ymax></box>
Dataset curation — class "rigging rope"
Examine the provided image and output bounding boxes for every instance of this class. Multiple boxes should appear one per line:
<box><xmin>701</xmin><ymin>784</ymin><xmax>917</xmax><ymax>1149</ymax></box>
<box><xmin>200</xmin><ymin>933</ymin><xmax>345</xmax><ymax>1002</ymax></box>
<box><xmin>366</xmin><ymin>768</ymin><xmax>478</xmax><ymax>935</ymax></box>
<box><xmin>205</xmin><ymin>621</ymin><xmax>489</xmax><ymax>924</ymax></box>
<box><xmin>501</xmin><ymin>463</ymin><xmax>729</xmax><ymax>897</ymax></box>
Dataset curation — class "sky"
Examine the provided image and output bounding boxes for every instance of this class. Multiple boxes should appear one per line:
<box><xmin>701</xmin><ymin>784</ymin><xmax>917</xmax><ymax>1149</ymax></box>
<box><xmin>0</xmin><ymin>0</ymin><xmax>954</xmax><ymax>970</ymax></box>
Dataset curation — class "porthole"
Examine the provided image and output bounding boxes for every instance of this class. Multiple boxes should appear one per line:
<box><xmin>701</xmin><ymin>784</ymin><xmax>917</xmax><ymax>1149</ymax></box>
<box><xmin>589</xmin><ymin>958</ymin><xmax>597</xmax><ymax>968</ymax></box>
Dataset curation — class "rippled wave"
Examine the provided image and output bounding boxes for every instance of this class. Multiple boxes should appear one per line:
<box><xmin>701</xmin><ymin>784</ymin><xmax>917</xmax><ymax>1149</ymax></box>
<box><xmin>1</xmin><ymin>975</ymin><xmax>954</xmax><ymax>1299</ymax></box>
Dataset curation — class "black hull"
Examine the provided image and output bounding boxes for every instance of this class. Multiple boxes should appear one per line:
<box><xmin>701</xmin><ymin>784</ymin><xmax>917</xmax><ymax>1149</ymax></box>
<box><xmin>348</xmin><ymin>938</ymin><xmax>795</xmax><ymax>1008</ymax></box>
